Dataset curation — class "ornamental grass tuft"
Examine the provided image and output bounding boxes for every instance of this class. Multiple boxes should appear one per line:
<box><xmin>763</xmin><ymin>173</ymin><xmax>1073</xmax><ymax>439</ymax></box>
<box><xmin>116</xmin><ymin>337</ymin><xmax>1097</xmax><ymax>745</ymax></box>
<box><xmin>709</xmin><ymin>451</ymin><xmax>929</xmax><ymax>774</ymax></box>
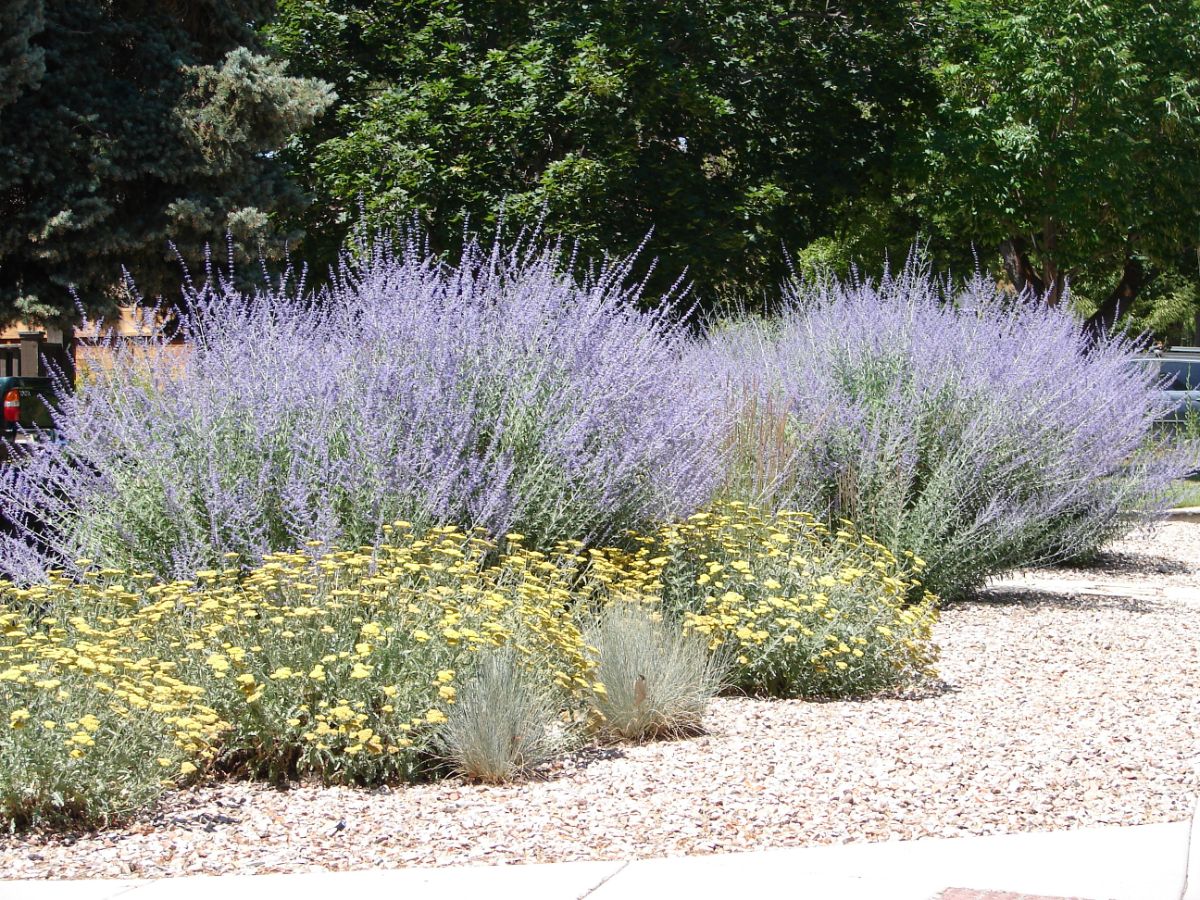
<box><xmin>434</xmin><ymin>647</ymin><xmax>572</xmax><ymax>783</ymax></box>
<box><xmin>584</xmin><ymin>601</ymin><xmax>726</xmax><ymax>742</ymax></box>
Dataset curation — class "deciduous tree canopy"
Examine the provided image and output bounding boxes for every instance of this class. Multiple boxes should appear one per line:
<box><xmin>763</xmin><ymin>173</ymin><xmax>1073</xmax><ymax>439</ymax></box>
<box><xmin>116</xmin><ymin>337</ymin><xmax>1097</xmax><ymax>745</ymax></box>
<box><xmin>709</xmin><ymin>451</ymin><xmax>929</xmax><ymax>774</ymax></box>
<box><xmin>268</xmin><ymin>0</ymin><xmax>931</xmax><ymax>305</ymax></box>
<box><xmin>5</xmin><ymin>0</ymin><xmax>1198</xmax><ymax>337</ymax></box>
<box><xmin>917</xmin><ymin>0</ymin><xmax>1200</xmax><ymax>335</ymax></box>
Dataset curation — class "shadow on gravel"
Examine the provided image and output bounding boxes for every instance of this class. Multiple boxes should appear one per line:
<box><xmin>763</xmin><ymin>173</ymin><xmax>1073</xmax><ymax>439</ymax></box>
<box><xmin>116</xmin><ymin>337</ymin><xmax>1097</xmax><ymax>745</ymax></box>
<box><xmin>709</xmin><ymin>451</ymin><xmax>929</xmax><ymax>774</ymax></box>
<box><xmin>889</xmin><ymin>678</ymin><xmax>957</xmax><ymax>701</ymax></box>
<box><xmin>1047</xmin><ymin>550</ymin><xmax>1193</xmax><ymax>577</ymax></box>
<box><xmin>541</xmin><ymin>745</ymin><xmax>628</xmax><ymax>778</ymax></box>
<box><xmin>966</xmin><ymin>588</ymin><xmax>1161</xmax><ymax>615</ymax></box>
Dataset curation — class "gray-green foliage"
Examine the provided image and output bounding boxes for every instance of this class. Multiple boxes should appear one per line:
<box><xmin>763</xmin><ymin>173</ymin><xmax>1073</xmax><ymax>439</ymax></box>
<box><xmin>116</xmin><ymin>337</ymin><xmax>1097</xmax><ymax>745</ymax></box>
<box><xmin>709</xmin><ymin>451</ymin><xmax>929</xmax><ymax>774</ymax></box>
<box><xmin>700</xmin><ymin>264</ymin><xmax>1197</xmax><ymax>601</ymax></box>
<box><xmin>434</xmin><ymin>649</ymin><xmax>570</xmax><ymax>783</ymax></box>
<box><xmin>0</xmin><ymin>0</ymin><xmax>334</xmax><ymax>325</ymax></box>
<box><xmin>0</xmin><ymin>671</ymin><xmax>184</xmax><ymax>831</ymax></box>
<box><xmin>585</xmin><ymin>602</ymin><xmax>726</xmax><ymax>742</ymax></box>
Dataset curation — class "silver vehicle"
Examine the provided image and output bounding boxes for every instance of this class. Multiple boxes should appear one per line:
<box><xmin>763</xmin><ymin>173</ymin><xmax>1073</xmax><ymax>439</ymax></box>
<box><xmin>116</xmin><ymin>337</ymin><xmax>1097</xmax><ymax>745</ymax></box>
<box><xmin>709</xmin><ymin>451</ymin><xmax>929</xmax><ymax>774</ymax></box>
<box><xmin>1143</xmin><ymin>349</ymin><xmax>1200</xmax><ymax>425</ymax></box>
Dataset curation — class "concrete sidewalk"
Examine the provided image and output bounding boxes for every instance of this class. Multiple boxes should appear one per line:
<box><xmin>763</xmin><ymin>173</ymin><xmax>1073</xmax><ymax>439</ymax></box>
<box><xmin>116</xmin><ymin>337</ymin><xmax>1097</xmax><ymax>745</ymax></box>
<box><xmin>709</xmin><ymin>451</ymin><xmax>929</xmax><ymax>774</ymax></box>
<box><xmin>4</xmin><ymin>813</ymin><xmax>1195</xmax><ymax>900</ymax></box>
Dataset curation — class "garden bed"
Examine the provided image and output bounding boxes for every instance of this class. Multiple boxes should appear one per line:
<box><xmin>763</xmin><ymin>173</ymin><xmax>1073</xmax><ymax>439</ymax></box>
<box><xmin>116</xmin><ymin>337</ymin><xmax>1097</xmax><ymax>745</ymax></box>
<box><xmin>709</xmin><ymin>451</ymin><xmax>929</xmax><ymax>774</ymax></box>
<box><xmin>2</xmin><ymin>522</ymin><xmax>1196</xmax><ymax>880</ymax></box>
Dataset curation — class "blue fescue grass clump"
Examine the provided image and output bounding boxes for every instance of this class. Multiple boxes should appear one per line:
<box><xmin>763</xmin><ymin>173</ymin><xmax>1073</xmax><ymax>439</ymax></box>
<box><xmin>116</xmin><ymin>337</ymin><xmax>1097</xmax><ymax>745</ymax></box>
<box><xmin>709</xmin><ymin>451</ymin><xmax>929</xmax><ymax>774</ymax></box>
<box><xmin>0</xmin><ymin>233</ymin><xmax>723</xmax><ymax>580</ymax></box>
<box><xmin>694</xmin><ymin>260</ymin><xmax>1198</xmax><ymax>601</ymax></box>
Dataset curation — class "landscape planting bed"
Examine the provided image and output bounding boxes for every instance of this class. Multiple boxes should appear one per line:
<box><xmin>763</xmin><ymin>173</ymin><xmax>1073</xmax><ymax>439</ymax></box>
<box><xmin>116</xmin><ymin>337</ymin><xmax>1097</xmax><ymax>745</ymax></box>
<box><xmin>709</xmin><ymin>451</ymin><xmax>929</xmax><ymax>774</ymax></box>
<box><xmin>2</xmin><ymin>521</ymin><xmax>1197</xmax><ymax>879</ymax></box>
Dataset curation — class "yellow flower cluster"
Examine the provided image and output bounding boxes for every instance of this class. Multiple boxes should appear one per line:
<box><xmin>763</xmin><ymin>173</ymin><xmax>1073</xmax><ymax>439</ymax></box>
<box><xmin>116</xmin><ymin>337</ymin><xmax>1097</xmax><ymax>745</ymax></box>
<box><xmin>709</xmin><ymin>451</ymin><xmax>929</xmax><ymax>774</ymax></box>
<box><xmin>0</xmin><ymin>599</ymin><xmax>224</xmax><ymax>764</ymax></box>
<box><xmin>0</xmin><ymin>524</ymin><xmax>593</xmax><ymax>797</ymax></box>
<box><xmin>1</xmin><ymin>503</ymin><xmax>939</xmax><ymax>828</ymax></box>
<box><xmin>585</xmin><ymin>502</ymin><xmax>939</xmax><ymax>698</ymax></box>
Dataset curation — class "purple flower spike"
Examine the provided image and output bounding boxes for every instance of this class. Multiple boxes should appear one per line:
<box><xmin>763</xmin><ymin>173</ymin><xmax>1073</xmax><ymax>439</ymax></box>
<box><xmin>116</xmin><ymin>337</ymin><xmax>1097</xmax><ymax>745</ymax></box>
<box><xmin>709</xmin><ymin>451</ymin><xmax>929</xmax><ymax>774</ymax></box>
<box><xmin>0</xmin><ymin>230</ymin><xmax>724</xmax><ymax>581</ymax></box>
<box><xmin>690</xmin><ymin>256</ymin><xmax>1197</xmax><ymax>600</ymax></box>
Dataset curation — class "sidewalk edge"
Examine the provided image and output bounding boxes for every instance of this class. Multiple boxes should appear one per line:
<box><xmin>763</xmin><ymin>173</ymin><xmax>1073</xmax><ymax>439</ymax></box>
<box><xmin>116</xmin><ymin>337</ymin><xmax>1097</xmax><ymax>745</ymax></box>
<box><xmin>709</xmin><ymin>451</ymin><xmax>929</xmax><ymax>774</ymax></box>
<box><xmin>1182</xmin><ymin>796</ymin><xmax>1200</xmax><ymax>900</ymax></box>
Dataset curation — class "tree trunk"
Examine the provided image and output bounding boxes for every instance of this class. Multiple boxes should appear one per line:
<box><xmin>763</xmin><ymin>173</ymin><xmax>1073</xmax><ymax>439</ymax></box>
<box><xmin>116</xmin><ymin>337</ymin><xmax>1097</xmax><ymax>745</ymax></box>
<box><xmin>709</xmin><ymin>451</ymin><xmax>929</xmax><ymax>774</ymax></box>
<box><xmin>999</xmin><ymin>237</ymin><xmax>1045</xmax><ymax>298</ymax></box>
<box><xmin>1043</xmin><ymin>260</ymin><xmax>1066</xmax><ymax>305</ymax></box>
<box><xmin>1040</xmin><ymin>218</ymin><xmax>1065</xmax><ymax>305</ymax></box>
<box><xmin>1082</xmin><ymin>256</ymin><xmax>1145</xmax><ymax>344</ymax></box>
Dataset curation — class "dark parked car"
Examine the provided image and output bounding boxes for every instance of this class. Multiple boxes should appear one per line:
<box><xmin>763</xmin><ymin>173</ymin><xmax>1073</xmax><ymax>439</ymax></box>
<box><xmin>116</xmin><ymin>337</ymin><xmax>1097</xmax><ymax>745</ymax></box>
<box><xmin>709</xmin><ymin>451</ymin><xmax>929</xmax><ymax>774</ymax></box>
<box><xmin>0</xmin><ymin>376</ymin><xmax>59</xmax><ymax>465</ymax></box>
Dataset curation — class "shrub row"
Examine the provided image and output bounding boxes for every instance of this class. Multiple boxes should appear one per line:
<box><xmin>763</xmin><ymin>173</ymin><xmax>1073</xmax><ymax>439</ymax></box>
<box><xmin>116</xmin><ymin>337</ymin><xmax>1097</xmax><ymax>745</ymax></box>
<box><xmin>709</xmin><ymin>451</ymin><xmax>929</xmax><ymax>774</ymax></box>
<box><xmin>692</xmin><ymin>264</ymin><xmax>1197</xmax><ymax>598</ymax></box>
<box><xmin>0</xmin><ymin>503</ymin><xmax>933</xmax><ymax>830</ymax></box>
<box><xmin>0</xmin><ymin>234</ymin><xmax>721</xmax><ymax>583</ymax></box>
<box><xmin>0</xmin><ymin>232</ymin><xmax>1194</xmax><ymax>832</ymax></box>
<box><xmin>2</xmin><ymin>238</ymin><xmax>1194</xmax><ymax>598</ymax></box>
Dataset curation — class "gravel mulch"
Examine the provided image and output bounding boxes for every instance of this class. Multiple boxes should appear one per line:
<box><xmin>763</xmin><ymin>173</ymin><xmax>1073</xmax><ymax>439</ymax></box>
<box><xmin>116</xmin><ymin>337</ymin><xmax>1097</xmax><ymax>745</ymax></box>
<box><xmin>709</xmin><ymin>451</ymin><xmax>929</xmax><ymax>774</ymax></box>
<box><xmin>2</xmin><ymin>522</ymin><xmax>1198</xmax><ymax>880</ymax></box>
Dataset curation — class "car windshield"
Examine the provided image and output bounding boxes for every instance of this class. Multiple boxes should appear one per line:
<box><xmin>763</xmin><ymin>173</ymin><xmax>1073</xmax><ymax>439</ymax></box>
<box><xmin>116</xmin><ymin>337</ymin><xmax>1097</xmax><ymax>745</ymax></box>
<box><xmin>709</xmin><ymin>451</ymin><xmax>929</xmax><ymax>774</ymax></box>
<box><xmin>1158</xmin><ymin>360</ymin><xmax>1200</xmax><ymax>392</ymax></box>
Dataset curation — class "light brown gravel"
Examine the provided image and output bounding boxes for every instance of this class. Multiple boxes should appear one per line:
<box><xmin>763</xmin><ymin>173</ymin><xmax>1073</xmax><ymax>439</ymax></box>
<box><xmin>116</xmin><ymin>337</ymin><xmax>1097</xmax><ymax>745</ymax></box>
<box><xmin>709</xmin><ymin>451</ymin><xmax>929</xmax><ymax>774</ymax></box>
<box><xmin>2</xmin><ymin>522</ymin><xmax>1198</xmax><ymax>880</ymax></box>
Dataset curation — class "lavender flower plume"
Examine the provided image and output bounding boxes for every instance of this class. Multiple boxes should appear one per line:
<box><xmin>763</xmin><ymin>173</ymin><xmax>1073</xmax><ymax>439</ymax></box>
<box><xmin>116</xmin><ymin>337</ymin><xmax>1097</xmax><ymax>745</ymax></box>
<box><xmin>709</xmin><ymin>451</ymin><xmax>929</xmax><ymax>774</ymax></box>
<box><xmin>0</xmin><ymin>231</ymin><xmax>724</xmax><ymax>580</ymax></box>
<box><xmin>692</xmin><ymin>256</ymin><xmax>1197</xmax><ymax>600</ymax></box>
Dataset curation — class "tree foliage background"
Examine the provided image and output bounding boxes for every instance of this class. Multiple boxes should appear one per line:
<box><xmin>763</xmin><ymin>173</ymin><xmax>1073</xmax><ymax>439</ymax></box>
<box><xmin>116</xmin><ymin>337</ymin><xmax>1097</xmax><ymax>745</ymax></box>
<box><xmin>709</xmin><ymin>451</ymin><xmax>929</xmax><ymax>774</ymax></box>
<box><xmin>0</xmin><ymin>0</ymin><xmax>333</xmax><ymax>325</ymax></box>
<box><xmin>2</xmin><ymin>0</ymin><xmax>1199</xmax><ymax>339</ymax></box>
<box><xmin>918</xmin><ymin>0</ymin><xmax>1200</xmax><ymax>338</ymax></box>
<box><xmin>267</xmin><ymin>0</ymin><xmax>932</xmax><ymax>306</ymax></box>
<box><xmin>800</xmin><ymin>0</ymin><xmax>1200</xmax><ymax>340</ymax></box>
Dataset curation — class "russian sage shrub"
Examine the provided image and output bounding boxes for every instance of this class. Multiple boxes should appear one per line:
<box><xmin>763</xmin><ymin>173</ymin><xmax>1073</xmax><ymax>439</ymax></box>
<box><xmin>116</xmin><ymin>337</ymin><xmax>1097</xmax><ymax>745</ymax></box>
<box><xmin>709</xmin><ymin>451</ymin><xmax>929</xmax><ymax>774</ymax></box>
<box><xmin>0</xmin><ymin>234</ymin><xmax>722</xmax><ymax>580</ymax></box>
<box><xmin>694</xmin><ymin>263</ymin><xmax>1196</xmax><ymax>601</ymax></box>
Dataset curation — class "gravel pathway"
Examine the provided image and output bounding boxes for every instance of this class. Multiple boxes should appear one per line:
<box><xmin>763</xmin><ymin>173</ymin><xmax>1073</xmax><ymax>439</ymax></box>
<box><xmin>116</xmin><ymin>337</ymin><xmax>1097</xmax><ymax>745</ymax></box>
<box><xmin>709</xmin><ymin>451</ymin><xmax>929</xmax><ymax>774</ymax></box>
<box><xmin>2</xmin><ymin>522</ymin><xmax>1198</xmax><ymax>879</ymax></box>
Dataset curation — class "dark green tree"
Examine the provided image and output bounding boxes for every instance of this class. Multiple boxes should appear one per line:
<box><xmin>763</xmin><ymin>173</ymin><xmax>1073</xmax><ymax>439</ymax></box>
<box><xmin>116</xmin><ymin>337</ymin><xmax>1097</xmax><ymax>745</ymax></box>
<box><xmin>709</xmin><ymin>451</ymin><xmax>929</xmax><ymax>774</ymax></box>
<box><xmin>0</xmin><ymin>0</ymin><xmax>334</xmax><ymax>325</ymax></box>
<box><xmin>913</xmin><ymin>0</ymin><xmax>1200</xmax><ymax>337</ymax></box>
<box><xmin>268</xmin><ymin>0</ymin><xmax>931</xmax><ymax>306</ymax></box>
<box><xmin>0</xmin><ymin>0</ymin><xmax>44</xmax><ymax>109</ymax></box>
